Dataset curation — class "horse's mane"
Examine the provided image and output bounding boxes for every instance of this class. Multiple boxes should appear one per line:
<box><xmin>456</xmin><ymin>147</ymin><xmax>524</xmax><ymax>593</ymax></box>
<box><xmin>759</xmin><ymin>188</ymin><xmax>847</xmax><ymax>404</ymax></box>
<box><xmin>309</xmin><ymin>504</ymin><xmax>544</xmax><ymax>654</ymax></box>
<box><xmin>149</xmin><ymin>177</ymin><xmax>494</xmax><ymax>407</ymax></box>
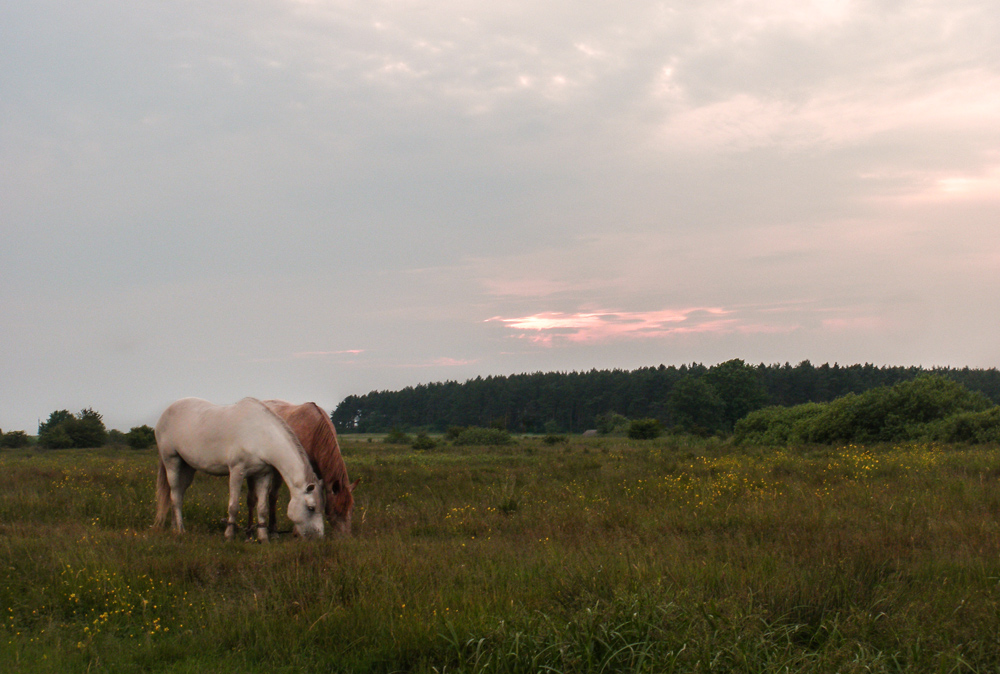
<box><xmin>297</xmin><ymin>403</ymin><xmax>350</xmax><ymax>487</ymax></box>
<box><xmin>241</xmin><ymin>398</ymin><xmax>319</xmax><ymax>483</ymax></box>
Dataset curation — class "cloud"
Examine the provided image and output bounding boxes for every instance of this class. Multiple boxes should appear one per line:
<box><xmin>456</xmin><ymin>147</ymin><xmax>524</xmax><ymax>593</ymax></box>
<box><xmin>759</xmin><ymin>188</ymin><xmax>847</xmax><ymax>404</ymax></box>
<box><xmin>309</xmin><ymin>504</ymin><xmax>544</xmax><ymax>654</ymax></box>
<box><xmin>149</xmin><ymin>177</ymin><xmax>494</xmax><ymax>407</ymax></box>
<box><xmin>488</xmin><ymin>308</ymin><xmax>738</xmax><ymax>345</ymax></box>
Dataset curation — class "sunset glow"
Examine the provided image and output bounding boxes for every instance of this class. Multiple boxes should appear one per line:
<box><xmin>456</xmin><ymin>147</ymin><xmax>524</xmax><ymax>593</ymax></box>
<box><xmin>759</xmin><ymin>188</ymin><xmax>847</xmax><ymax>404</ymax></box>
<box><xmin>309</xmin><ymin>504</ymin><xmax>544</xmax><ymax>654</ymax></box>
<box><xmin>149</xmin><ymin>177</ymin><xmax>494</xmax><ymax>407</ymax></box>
<box><xmin>490</xmin><ymin>308</ymin><xmax>735</xmax><ymax>344</ymax></box>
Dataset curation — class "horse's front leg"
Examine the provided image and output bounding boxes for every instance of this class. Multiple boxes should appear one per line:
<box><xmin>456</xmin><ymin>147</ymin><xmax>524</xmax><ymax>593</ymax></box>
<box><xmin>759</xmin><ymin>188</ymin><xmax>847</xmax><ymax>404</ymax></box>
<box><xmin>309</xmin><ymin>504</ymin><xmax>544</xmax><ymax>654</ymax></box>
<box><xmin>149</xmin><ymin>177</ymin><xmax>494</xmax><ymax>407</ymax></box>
<box><xmin>225</xmin><ymin>466</ymin><xmax>247</xmax><ymax>541</ymax></box>
<box><xmin>253</xmin><ymin>471</ymin><xmax>275</xmax><ymax>543</ymax></box>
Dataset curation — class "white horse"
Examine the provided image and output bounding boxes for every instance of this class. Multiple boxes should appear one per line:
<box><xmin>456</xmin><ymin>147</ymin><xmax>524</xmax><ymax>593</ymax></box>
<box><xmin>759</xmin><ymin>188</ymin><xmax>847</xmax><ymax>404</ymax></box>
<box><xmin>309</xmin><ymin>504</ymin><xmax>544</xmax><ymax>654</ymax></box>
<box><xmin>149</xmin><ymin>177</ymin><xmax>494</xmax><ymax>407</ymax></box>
<box><xmin>153</xmin><ymin>397</ymin><xmax>325</xmax><ymax>541</ymax></box>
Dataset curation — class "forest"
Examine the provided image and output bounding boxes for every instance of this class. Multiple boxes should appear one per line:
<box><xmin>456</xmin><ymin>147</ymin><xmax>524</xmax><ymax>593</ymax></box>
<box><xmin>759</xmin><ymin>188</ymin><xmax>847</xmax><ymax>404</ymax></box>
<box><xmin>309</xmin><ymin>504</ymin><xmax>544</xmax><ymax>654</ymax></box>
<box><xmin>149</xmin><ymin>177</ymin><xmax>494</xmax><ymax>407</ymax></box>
<box><xmin>331</xmin><ymin>360</ymin><xmax>1000</xmax><ymax>434</ymax></box>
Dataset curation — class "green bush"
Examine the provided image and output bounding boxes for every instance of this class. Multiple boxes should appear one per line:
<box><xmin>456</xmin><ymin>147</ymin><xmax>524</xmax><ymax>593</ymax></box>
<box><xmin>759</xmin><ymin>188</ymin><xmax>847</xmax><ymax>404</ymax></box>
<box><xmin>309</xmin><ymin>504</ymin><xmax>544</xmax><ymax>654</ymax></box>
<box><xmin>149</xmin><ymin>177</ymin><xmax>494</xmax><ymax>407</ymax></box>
<box><xmin>735</xmin><ymin>375</ymin><xmax>996</xmax><ymax>446</ymax></box>
<box><xmin>924</xmin><ymin>407</ymin><xmax>1000</xmax><ymax>444</ymax></box>
<box><xmin>800</xmin><ymin>375</ymin><xmax>990</xmax><ymax>444</ymax></box>
<box><xmin>0</xmin><ymin>430</ymin><xmax>31</xmax><ymax>448</ymax></box>
<box><xmin>627</xmin><ymin>418</ymin><xmax>663</xmax><ymax>440</ymax></box>
<box><xmin>595</xmin><ymin>412</ymin><xmax>629</xmax><ymax>435</ymax></box>
<box><xmin>452</xmin><ymin>426</ymin><xmax>514</xmax><ymax>446</ymax></box>
<box><xmin>733</xmin><ymin>403</ymin><xmax>825</xmax><ymax>446</ymax></box>
<box><xmin>411</xmin><ymin>432</ymin><xmax>437</xmax><ymax>450</ymax></box>
<box><xmin>542</xmin><ymin>434</ymin><xmax>568</xmax><ymax>445</ymax></box>
<box><xmin>384</xmin><ymin>428</ymin><xmax>412</xmax><ymax>445</ymax></box>
<box><xmin>125</xmin><ymin>424</ymin><xmax>156</xmax><ymax>449</ymax></box>
<box><xmin>39</xmin><ymin>424</ymin><xmax>74</xmax><ymax>449</ymax></box>
<box><xmin>38</xmin><ymin>408</ymin><xmax>107</xmax><ymax>448</ymax></box>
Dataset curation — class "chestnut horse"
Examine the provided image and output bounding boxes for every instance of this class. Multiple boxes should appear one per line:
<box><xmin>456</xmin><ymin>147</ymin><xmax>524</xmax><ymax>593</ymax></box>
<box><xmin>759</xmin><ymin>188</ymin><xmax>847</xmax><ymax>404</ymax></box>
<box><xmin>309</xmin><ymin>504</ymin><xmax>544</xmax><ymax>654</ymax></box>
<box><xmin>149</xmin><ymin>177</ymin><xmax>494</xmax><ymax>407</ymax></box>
<box><xmin>247</xmin><ymin>400</ymin><xmax>358</xmax><ymax>535</ymax></box>
<box><xmin>154</xmin><ymin>397</ymin><xmax>325</xmax><ymax>541</ymax></box>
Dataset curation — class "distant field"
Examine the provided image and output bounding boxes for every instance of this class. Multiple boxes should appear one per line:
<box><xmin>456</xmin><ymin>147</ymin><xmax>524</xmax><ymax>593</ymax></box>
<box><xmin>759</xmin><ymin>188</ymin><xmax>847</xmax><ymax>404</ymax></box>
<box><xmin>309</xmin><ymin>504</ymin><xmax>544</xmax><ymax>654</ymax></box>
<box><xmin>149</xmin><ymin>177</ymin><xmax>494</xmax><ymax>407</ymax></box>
<box><xmin>3</xmin><ymin>438</ymin><xmax>1000</xmax><ymax>673</ymax></box>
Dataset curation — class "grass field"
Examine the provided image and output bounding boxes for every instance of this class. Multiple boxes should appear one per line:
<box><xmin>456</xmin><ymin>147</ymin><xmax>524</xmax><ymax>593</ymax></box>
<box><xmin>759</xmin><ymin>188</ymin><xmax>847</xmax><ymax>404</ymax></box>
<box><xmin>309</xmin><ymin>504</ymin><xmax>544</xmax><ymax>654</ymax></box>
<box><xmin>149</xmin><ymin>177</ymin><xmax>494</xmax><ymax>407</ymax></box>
<box><xmin>2</xmin><ymin>437</ymin><xmax>1000</xmax><ymax>672</ymax></box>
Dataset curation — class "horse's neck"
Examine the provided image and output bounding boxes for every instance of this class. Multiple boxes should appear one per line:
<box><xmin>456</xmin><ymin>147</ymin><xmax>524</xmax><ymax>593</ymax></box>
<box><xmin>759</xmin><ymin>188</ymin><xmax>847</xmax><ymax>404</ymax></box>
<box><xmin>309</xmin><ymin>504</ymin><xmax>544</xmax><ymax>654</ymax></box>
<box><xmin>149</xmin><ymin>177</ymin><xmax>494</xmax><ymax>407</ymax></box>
<box><xmin>261</xmin><ymin>426</ymin><xmax>313</xmax><ymax>489</ymax></box>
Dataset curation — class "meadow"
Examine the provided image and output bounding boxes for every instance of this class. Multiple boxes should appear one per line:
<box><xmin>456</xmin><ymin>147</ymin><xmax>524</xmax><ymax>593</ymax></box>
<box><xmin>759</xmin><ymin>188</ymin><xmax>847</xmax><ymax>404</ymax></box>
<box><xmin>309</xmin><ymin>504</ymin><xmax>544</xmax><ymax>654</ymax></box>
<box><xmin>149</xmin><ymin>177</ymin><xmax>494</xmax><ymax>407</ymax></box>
<box><xmin>2</xmin><ymin>437</ymin><xmax>1000</xmax><ymax>673</ymax></box>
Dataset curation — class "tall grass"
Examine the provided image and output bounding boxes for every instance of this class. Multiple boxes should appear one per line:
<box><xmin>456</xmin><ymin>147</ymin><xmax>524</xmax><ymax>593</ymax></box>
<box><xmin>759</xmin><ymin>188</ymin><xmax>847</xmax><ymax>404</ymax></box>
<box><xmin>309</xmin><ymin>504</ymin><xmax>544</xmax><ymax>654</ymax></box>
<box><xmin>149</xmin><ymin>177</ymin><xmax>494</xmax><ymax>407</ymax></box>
<box><xmin>2</xmin><ymin>440</ymin><xmax>1000</xmax><ymax>672</ymax></box>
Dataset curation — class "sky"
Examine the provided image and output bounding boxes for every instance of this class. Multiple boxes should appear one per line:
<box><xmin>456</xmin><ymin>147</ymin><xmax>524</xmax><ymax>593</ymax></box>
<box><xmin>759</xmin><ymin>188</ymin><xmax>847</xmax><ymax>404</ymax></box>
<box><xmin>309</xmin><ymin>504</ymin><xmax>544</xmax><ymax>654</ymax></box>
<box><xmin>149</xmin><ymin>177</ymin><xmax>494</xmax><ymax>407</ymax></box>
<box><xmin>2</xmin><ymin>0</ymin><xmax>999</xmax><ymax>432</ymax></box>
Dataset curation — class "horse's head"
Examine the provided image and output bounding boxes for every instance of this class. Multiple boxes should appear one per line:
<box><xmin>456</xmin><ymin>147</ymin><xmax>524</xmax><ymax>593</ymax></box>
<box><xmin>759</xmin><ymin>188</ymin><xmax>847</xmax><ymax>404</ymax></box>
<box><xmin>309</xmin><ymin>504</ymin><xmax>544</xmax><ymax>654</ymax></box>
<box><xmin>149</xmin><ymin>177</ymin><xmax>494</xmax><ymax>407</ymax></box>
<box><xmin>325</xmin><ymin>478</ymin><xmax>360</xmax><ymax>535</ymax></box>
<box><xmin>287</xmin><ymin>481</ymin><xmax>325</xmax><ymax>539</ymax></box>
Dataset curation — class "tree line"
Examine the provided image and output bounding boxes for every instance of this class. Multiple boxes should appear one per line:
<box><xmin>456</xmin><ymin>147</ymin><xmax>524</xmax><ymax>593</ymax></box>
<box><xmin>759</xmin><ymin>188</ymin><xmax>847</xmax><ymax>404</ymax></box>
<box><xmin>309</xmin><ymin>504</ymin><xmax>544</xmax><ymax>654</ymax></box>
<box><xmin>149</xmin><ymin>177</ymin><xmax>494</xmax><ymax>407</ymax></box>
<box><xmin>330</xmin><ymin>360</ymin><xmax>1000</xmax><ymax>434</ymax></box>
<box><xmin>0</xmin><ymin>409</ymin><xmax>156</xmax><ymax>449</ymax></box>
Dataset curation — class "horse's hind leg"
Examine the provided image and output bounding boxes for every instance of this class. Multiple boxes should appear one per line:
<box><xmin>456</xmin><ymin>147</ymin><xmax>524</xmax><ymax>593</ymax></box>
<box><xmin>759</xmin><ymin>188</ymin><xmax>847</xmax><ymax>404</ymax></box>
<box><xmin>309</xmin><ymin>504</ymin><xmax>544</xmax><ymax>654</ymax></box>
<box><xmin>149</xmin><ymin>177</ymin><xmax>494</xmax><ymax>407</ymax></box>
<box><xmin>225</xmin><ymin>466</ymin><xmax>246</xmax><ymax>541</ymax></box>
<box><xmin>245</xmin><ymin>476</ymin><xmax>258</xmax><ymax>539</ymax></box>
<box><xmin>168</xmin><ymin>459</ymin><xmax>195</xmax><ymax>534</ymax></box>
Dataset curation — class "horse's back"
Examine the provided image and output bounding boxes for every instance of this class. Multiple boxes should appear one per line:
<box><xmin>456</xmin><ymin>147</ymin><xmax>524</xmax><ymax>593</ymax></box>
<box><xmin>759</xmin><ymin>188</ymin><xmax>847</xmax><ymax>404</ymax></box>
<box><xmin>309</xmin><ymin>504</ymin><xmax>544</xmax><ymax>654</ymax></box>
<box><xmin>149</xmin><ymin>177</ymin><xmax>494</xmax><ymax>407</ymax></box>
<box><xmin>156</xmin><ymin>398</ymin><xmax>270</xmax><ymax>473</ymax></box>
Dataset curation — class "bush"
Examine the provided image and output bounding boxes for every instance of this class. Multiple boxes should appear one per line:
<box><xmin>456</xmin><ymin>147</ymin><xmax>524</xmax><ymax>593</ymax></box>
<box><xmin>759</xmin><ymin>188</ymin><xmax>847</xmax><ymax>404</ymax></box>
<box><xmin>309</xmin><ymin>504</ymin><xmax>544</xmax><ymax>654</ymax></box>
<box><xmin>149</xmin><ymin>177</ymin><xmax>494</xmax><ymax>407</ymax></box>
<box><xmin>125</xmin><ymin>425</ymin><xmax>156</xmax><ymax>449</ymax></box>
<box><xmin>411</xmin><ymin>433</ymin><xmax>438</xmax><ymax>450</ymax></box>
<box><xmin>0</xmin><ymin>430</ymin><xmax>31</xmax><ymax>448</ymax></box>
<box><xmin>627</xmin><ymin>418</ymin><xmax>663</xmax><ymax>440</ymax></box>
<box><xmin>38</xmin><ymin>408</ymin><xmax>107</xmax><ymax>448</ymax></box>
<box><xmin>384</xmin><ymin>428</ymin><xmax>412</xmax><ymax>445</ymax></box>
<box><xmin>924</xmin><ymin>407</ymin><xmax>1000</xmax><ymax>444</ymax></box>
<box><xmin>800</xmin><ymin>375</ymin><xmax>990</xmax><ymax>444</ymax></box>
<box><xmin>542</xmin><ymin>434</ymin><xmax>568</xmax><ymax>445</ymax></box>
<box><xmin>735</xmin><ymin>375</ymin><xmax>996</xmax><ymax>446</ymax></box>
<box><xmin>595</xmin><ymin>413</ymin><xmax>629</xmax><ymax>435</ymax></box>
<box><xmin>734</xmin><ymin>403</ymin><xmax>825</xmax><ymax>446</ymax></box>
<box><xmin>452</xmin><ymin>427</ymin><xmax>514</xmax><ymax>446</ymax></box>
<box><xmin>39</xmin><ymin>425</ymin><xmax>74</xmax><ymax>449</ymax></box>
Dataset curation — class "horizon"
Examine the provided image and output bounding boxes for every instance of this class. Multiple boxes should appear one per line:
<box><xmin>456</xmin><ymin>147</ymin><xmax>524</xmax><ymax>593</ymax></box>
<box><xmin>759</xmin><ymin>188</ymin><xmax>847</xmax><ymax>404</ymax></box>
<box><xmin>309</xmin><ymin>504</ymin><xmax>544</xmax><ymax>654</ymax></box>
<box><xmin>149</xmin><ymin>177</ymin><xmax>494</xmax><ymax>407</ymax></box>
<box><xmin>9</xmin><ymin>358</ymin><xmax>997</xmax><ymax>434</ymax></box>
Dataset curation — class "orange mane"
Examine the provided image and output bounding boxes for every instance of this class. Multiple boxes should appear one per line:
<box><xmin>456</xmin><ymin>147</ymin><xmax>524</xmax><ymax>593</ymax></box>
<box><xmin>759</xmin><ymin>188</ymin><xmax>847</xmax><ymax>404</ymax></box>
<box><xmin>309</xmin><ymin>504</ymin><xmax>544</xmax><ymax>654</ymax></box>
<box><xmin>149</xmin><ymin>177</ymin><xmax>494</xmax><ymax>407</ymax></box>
<box><xmin>263</xmin><ymin>400</ymin><xmax>356</xmax><ymax>530</ymax></box>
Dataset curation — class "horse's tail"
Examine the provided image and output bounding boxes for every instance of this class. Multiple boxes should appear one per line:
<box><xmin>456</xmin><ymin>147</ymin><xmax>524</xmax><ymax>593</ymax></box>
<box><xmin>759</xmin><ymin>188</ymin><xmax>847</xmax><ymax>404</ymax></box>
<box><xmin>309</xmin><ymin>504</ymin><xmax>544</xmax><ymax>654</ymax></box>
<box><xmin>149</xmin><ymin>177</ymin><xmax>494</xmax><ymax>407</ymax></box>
<box><xmin>153</xmin><ymin>457</ymin><xmax>171</xmax><ymax>529</ymax></box>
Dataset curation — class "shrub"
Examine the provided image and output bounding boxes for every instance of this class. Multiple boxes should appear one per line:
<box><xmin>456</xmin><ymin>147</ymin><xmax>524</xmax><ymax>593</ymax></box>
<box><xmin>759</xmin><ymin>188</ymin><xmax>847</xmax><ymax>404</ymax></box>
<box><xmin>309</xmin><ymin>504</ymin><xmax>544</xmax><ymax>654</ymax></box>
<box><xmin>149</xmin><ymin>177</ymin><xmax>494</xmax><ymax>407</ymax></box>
<box><xmin>542</xmin><ymin>434</ymin><xmax>568</xmax><ymax>445</ymax></box>
<box><xmin>452</xmin><ymin>427</ymin><xmax>514</xmax><ymax>446</ymax></box>
<box><xmin>39</xmin><ymin>425</ymin><xmax>74</xmax><ymax>449</ymax></box>
<box><xmin>384</xmin><ymin>428</ymin><xmax>412</xmax><ymax>445</ymax></box>
<box><xmin>0</xmin><ymin>430</ymin><xmax>31</xmax><ymax>448</ymax></box>
<box><xmin>595</xmin><ymin>413</ymin><xmax>629</xmax><ymax>435</ymax></box>
<box><xmin>735</xmin><ymin>375</ymin><xmax>996</xmax><ymax>446</ymax></box>
<box><xmin>627</xmin><ymin>418</ymin><xmax>663</xmax><ymax>440</ymax></box>
<box><xmin>800</xmin><ymin>375</ymin><xmax>990</xmax><ymax>444</ymax></box>
<box><xmin>733</xmin><ymin>403</ymin><xmax>825</xmax><ymax>446</ymax></box>
<box><xmin>125</xmin><ymin>424</ymin><xmax>156</xmax><ymax>449</ymax></box>
<box><xmin>38</xmin><ymin>408</ymin><xmax>107</xmax><ymax>448</ymax></box>
<box><xmin>924</xmin><ymin>407</ymin><xmax>1000</xmax><ymax>444</ymax></box>
<box><xmin>411</xmin><ymin>433</ymin><xmax>437</xmax><ymax>450</ymax></box>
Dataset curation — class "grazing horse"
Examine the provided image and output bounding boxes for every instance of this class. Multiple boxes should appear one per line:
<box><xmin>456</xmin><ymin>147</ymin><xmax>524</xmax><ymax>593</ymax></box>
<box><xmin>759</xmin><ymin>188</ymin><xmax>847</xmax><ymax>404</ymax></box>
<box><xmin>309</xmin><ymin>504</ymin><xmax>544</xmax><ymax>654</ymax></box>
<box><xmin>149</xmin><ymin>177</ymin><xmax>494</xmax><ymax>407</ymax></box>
<box><xmin>153</xmin><ymin>397</ymin><xmax>325</xmax><ymax>541</ymax></box>
<box><xmin>247</xmin><ymin>400</ymin><xmax>358</xmax><ymax>536</ymax></box>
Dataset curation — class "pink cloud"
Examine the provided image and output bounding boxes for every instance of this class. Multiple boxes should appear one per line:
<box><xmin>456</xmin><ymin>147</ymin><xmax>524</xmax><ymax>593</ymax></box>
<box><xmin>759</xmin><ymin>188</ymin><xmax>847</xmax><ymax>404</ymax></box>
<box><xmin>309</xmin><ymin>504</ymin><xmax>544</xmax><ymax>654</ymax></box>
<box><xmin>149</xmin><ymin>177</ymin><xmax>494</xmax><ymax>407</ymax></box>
<box><xmin>487</xmin><ymin>307</ymin><xmax>735</xmax><ymax>345</ymax></box>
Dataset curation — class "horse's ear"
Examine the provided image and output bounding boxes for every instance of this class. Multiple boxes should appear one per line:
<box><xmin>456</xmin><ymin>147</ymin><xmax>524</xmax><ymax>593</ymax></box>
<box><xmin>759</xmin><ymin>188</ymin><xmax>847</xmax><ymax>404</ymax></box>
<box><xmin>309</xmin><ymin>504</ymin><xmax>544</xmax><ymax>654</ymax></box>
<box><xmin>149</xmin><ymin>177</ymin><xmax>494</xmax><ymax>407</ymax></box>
<box><xmin>349</xmin><ymin>478</ymin><xmax>360</xmax><ymax>492</ymax></box>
